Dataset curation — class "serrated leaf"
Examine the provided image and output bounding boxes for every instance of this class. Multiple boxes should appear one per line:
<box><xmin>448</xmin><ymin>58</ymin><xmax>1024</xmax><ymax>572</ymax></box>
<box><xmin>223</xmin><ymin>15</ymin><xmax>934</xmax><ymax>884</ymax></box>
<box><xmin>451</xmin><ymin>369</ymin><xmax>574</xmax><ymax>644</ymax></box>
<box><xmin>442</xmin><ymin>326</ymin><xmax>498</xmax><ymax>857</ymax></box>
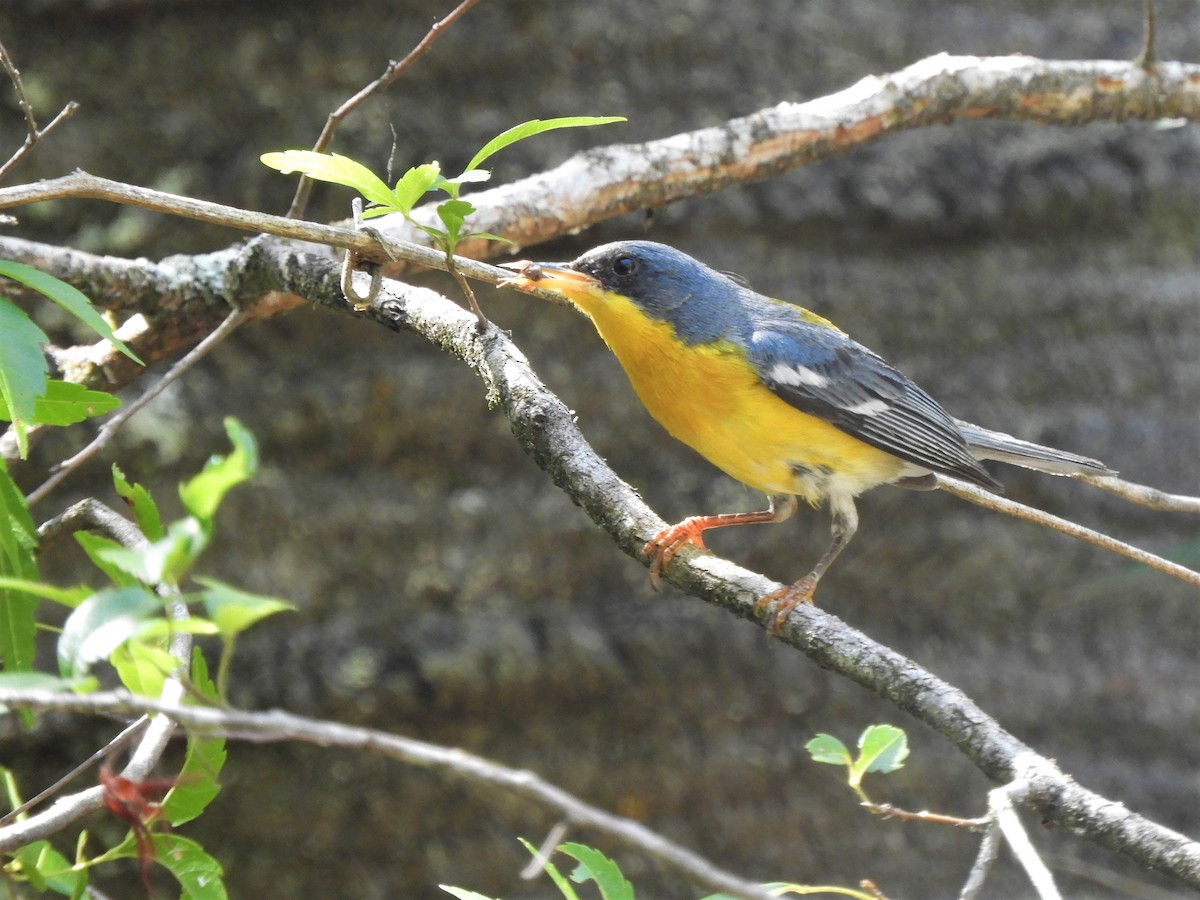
<box><xmin>464</xmin><ymin>116</ymin><xmax>626</xmax><ymax>172</ymax></box>
<box><xmin>136</xmin><ymin>617</ymin><xmax>221</xmax><ymax>640</ymax></box>
<box><xmin>32</xmin><ymin>379</ymin><xmax>120</xmax><ymax>426</ymax></box>
<box><xmin>437</xmin><ymin>199</ymin><xmax>476</xmax><ymax>246</ymax></box>
<box><xmin>178</xmin><ymin>418</ymin><xmax>258</xmax><ymax>523</ymax></box>
<box><xmin>0</xmin><ymin>297</ymin><xmax>49</xmax><ymax>458</ymax></box>
<box><xmin>464</xmin><ymin>231</ymin><xmax>515</xmax><ymax>246</ymax></box>
<box><xmin>195</xmin><ymin>577</ymin><xmax>294</xmax><ymax>639</ymax></box>
<box><xmin>111</xmin><ymin>640</ymin><xmax>180</xmax><ymax>697</ymax></box>
<box><xmin>260</xmin><ymin>150</ymin><xmax>395</xmax><ymax>209</ymax></box>
<box><xmin>113</xmin><ymin>464</ymin><xmax>164</xmax><ymax>542</ymax></box>
<box><xmin>95</xmin><ymin>516</ymin><xmax>208</xmax><ymax>585</ymax></box>
<box><xmin>152</xmin><ymin>833</ymin><xmax>227</xmax><ymax>900</ymax></box>
<box><xmin>560</xmin><ymin>842</ymin><xmax>634</xmax><ymax>900</ymax></box>
<box><xmin>856</xmin><ymin>724</ymin><xmax>909</xmax><ymax>776</ymax></box>
<box><xmin>391</xmin><ymin>162</ymin><xmax>444</xmax><ymax>213</ymax></box>
<box><xmin>407</xmin><ymin>221</ymin><xmax>450</xmax><ymax>248</ymax></box>
<box><xmin>0</xmin><ymin>577</ymin><xmax>91</xmax><ymax>607</ymax></box>
<box><xmin>163</xmin><ymin>649</ymin><xmax>226</xmax><ymax>827</ymax></box>
<box><xmin>805</xmin><ymin>734</ymin><xmax>853</xmax><ymax>767</ymax></box>
<box><xmin>57</xmin><ymin>586</ymin><xmax>162</xmax><ymax>678</ymax></box>
<box><xmin>0</xmin><ymin>260</ymin><xmax>141</xmax><ymax>364</ymax></box>
<box><xmin>74</xmin><ymin>531</ymin><xmax>139</xmax><ymax>588</ymax></box>
<box><xmin>0</xmin><ymin>458</ymin><xmax>38</xmax><ymax>685</ymax></box>
<box><xmin>12</xmin><ymin>839</ymin><xmax>76</xmax><ymax>893</ymax></box>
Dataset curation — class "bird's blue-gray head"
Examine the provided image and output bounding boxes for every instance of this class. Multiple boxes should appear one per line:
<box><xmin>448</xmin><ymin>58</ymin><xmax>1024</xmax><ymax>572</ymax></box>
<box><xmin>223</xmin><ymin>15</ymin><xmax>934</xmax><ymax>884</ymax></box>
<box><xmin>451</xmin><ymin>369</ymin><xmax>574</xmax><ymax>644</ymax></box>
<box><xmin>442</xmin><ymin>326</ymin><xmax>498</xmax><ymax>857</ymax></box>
<box><xmin>563</xmin><ymin>241</ymin><xmax>751</xmax><ymax>344</ymax></box>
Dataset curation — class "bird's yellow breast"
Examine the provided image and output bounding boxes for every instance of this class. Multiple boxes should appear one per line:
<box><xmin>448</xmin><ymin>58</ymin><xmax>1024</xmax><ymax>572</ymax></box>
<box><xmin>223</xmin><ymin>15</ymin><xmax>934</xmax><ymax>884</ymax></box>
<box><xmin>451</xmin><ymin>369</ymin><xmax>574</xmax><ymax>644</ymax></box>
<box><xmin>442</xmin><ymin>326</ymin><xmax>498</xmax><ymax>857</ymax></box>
<box><xmin>581</xmin><ymin>291</ymin><xmax>906</xmax><ymax>501</ymax></box>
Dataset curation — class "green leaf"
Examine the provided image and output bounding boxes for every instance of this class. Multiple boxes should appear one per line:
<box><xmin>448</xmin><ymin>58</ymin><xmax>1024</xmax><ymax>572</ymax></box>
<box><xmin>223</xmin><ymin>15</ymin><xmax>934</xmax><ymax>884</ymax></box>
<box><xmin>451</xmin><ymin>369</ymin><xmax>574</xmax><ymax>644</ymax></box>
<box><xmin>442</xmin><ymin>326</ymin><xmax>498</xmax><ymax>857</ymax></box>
<box><xmin>0</xmin><ymin>260</ymin><xmax>141</xmax><ymax>364</ymax></box>
<box><xmin>152</xmin><ymin>833</ymin><xmax>228</xmax><ymax>900</ymax></box>
<box><xmin>855</xmin><ymin>724</ymin><xmax>909</xmax><ymax>777</ymax></box>
<box><xmin>95</xmin><ymin>516</ymin><xmax>209</xmax><ymax>585</ymax></box>
<box><xmin>464</xmin><ymin>116</ymin><xmax>626</xmax><ymax>173</ymax></box>
<box><xmin>805</xmin><ymin>734</ymin><xmax>853</xmax><ymax>767</ymax></box>
<box><xmin>110</xmin><ymin>640</ymin><xmax>181</xmax><ymax>697</ymax></box>
<box><xmin>135</xmin><ymin>617</ymin><xmax>221</xmax><ymax>640</ymax></box>
<box><xmin>195</xmin><ymin>577</ymin><xmax>294</xmax><ymax>639</ymax></box>
<box><xmin>31</xmin><ymin>379</ymin><xmax>120</xmax><ymax>426</ymax></box>
<box><xmin>178</xmin><ymin>418</ymin><xmax>258</xmax><ymax>523</ymax></box>
<box><xmin>0</xmin><ymin>458</ymin><xmax>38</xmax><ymax>683</ymax></box>
<box><xmin>11</xmin><ymin>839</ymin><xmax>78</xmax><ymax>894</ymax></box>
<box><xmin>0</xmin><ymin>297</ymin><xmax>49</xmax><ymax>458</ymax></box>
<box><xmin>436</xmin><ymin>199</ymin><xmax>476</xmax><ymax>248</ymax></box>
<box><xmin>260</xmin><ymin>150</ymin><xmax>396</xmax><ymax>210</ymax></box>
<box><xmin>57</xmin><ymin>585</ymin><xmax>162</xmax><ymax>678</ymax></box>
<box><xmin>162</xmin><ymin>649</ymin><xmax>226</xmax><ymax>827</ymax></box>
<box><xmin>0</xmin><ymin>577</ymin><xmax>91</xmax><ymax>607</ymax></box>
<box><xmin>519</xmin><ymin>837</ymin><xmax>580</xmax><ymax>900</ymax></box>
<box><xmin>463</xmin><ymin>231</ymin><xmax>515</xmax><ymax>246</ymax></box>
<box><xmin>560</xmin><ymin>842</ymin><xmax>635</xmax><ymax>900</ymax></box>
<box><xmin>113</xmin><ymin>464</ymin><xmax>164</xmax><ymax>542</ymax></box>
<box><xmin>74</xmin><ymin>531</ymin><xmax>139</xmax><ymax>588</ymax></box>
<box><xmin>391</xmin><ymin>162</ymin><xmax>444</xmax><ymax>213</ymax></box>
<box><xmin>404</xmin><ymin>221</ymin><xmax>451</xmax><ymax>249</ymax></box>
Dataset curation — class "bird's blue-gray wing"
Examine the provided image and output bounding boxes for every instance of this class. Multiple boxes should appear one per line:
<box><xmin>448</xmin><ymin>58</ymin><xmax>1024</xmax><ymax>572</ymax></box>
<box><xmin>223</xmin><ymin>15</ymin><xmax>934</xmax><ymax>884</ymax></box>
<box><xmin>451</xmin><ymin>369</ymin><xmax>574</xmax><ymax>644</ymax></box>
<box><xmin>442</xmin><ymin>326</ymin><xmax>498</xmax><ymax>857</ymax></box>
<box><xmin>745</xmin><ymin>322</ymin><xmax>1001</xmax><ymax>490</ymax></box>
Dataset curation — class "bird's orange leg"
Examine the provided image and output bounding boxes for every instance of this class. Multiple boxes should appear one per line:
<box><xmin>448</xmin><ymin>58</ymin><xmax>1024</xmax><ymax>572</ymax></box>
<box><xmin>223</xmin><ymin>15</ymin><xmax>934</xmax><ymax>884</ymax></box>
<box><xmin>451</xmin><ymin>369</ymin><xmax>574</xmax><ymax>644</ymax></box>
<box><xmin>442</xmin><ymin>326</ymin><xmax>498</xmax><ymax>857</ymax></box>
<box><xmin>755</xmin><ymin>499</ymin><xmax>859</xmax><ymax>634</ymax></box>
<box><xmin>644</xmin><ymin>495</ymin><xmax>798</xmax><ymax>588</ymax></box>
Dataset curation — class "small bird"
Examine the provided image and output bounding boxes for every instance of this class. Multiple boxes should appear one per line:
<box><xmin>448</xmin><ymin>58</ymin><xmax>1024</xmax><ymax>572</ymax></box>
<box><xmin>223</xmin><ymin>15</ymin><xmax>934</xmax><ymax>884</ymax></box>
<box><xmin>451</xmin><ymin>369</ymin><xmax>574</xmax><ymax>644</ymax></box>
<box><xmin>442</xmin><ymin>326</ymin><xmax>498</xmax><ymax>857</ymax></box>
<box><xmin>502</xmin><ymin>241</ymin><xmax>1114</xmax><ymax>630</ymax></box>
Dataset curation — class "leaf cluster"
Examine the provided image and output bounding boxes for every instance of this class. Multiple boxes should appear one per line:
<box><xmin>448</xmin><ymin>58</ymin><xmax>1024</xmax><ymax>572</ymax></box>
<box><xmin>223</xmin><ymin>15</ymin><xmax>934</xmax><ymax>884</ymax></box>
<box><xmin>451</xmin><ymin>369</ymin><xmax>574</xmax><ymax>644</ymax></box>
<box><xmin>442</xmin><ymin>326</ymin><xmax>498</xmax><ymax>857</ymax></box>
<box><xmin>0</xmin><ymin>261</ymin><xmax>139</xmax><ymax>458</ymax></box>
<box><xmin>262</xmin><ymin>116</ymin><xmax>624</xmax><ymax>256</ymax></box>
<box><xmin>0</xmin><ymin>419</ymin><xmax>291</xmax><ymax>898</ymax></box>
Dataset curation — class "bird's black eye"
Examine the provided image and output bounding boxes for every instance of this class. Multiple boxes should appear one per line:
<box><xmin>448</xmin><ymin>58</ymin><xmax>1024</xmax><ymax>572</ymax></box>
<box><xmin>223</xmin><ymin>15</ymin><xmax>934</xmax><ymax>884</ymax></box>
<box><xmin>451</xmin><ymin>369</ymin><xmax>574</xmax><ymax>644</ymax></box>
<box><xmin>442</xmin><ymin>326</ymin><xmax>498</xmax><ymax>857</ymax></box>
<box><xmin>612</xmin><ymin>255</ymin><xmax>638</xmax><ymax>277</ymax></box>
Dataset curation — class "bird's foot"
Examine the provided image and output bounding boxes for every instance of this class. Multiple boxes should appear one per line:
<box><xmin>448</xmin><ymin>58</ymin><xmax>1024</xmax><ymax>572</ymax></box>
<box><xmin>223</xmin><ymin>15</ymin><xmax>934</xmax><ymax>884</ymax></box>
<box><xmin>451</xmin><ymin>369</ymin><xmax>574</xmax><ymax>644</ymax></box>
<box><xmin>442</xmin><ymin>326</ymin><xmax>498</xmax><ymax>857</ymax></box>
<box><xmin>754</xmin><ymin>574</ymin><xmax>817</xmax><ymax>634</ymax></box>
<box><xmin>643</xmin><ymin>518</ymin><xmax>709</xmax><ymax>590</ymax></box>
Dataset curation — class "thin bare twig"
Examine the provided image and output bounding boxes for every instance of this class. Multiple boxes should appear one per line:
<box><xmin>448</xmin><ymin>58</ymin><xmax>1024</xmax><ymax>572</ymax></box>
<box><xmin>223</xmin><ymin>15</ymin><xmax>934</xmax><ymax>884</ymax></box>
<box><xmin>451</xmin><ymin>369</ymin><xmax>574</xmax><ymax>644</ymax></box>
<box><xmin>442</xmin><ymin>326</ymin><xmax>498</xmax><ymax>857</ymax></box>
<box><xmin>935</xmin><ymin>475</ymin><xmax>1200</xmax><ymax>589</ymax></box>
<box><xmin>959</xmin><ymin>818</ymin><xmax>1003</xmax><ymax>900</ymax></box>
<box><xmin>0</xmin><ymin>690</ymin><xmax>775</xmax><ymax>900</ymax></box>
<box><xmin>990</xmin><ymin>782</ymin><xmax>1062</xmax><ymax>900</ymax></box>
<box><xmin>1136</xmin><ymin>0</ymin><xmax>1158</xmax><ymax>70</ymax></box>
<box><xmin>864</xmin><ymin>803</ymin><xmax>986</xmax><ymax>829</ymax></box>
<box><xmin>0</xmin><ymin>719</ymin><xmax>149</xmax><ymax>827</ymax></box>
<box><xmin>286</xmin><ymin>0</ymin><xmax>484</xmax><ymax>219</ymax></box>
<box><xmin>25</xmin><ymin>308</ymin><xmax>249</xmax><ymax>507</ymax></box>
<box><xmin>0</xmin><ymin>39</ymin><xmax>79</xmax><ymax>182</ymax></box>
<box><xmin>1080</xmin><ymin>473</ymin><xmax>1200</xmax><ymax>514</ymax></box>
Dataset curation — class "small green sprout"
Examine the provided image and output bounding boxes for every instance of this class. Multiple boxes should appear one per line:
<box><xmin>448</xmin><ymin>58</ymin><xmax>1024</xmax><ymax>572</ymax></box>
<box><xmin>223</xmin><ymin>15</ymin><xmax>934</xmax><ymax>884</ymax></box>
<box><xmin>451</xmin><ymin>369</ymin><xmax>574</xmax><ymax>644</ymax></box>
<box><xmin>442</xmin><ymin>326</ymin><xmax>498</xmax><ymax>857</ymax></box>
<box><xmin>262</xmin><ymin>116</ymin><xmax>624</xmax><ymax>321</ymax></box>
<box><xmin>807</xmin><ymin>724</ymin><xmax>910</xmax><ymax>806</ymax></box>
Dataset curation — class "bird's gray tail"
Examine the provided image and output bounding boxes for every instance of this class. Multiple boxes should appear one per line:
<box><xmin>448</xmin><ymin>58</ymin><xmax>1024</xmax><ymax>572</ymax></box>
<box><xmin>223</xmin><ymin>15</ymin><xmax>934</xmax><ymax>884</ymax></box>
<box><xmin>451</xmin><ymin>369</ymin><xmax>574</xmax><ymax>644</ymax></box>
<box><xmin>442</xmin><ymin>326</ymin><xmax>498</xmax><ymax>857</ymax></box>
<box><xmin>955</xmin><ymin>419</ymin><xmax>1116</xmax><ymax>477</ymax></box>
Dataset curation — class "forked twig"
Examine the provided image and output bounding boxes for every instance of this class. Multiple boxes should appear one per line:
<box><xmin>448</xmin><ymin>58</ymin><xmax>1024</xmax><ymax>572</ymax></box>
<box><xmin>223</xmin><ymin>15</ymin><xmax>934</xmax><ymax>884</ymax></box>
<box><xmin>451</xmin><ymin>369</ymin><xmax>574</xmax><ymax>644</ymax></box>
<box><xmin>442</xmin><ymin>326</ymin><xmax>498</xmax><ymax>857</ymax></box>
<box><xmin>25</xmin><ymin>308</ymin><xmax>249</xmax><ymax>507</ymax></box>
<box><xmin>286</xmin><ymin>0</ymin><xmax>484</xmax><ymax>219</ymax></box>
<box><xmin>0</xmin><ymin>39</ymin><xmax>79</xmax><ymax>182</ymax></box>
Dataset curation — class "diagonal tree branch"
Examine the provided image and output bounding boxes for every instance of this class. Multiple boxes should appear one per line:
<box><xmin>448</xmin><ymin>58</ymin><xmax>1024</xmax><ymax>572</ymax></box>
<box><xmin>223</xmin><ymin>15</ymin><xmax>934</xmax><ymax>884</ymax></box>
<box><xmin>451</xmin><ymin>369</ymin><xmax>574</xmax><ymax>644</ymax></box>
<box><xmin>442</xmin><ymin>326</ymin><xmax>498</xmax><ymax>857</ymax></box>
<box><xmin>0</xmin><ymin>689</ymin><xmax>776</xmax><ymax>900</ymax></box>
<box><xmin>243</xmin><ymin>246</ymin><xmax>1200</xmax><ymax>888</ymax></box>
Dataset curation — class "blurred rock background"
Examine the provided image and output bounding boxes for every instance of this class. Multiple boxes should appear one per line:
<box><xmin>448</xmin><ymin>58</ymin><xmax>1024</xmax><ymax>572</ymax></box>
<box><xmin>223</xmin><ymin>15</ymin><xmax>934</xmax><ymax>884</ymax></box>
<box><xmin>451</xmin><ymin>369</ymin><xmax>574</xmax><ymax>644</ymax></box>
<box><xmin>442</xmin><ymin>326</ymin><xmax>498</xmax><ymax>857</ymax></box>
<box><xmin>2</xmin><ymin>0</ymin><xmax>1200</xmax><ymax>897</ymax></box>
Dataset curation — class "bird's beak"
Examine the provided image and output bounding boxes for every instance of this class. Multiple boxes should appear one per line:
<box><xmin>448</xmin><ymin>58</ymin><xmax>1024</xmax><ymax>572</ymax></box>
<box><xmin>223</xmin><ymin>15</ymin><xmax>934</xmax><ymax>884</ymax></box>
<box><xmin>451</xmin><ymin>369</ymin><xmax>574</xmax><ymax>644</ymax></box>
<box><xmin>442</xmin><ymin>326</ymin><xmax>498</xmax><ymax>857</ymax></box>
<box><xmin>498</xmin><ymin>260</ymin><xmax>602</xmax><ymax>304</ymax></box>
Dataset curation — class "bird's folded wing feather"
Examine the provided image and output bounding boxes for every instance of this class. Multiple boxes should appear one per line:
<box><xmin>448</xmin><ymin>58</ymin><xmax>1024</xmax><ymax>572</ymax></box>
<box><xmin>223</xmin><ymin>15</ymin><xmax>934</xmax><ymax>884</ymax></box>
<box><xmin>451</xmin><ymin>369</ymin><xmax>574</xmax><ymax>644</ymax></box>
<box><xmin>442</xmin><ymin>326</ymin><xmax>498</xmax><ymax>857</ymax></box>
<box><xmin>746</xmin><ymin>323</ymin><xmax>1002</xmax><ymax>490</ymax></box>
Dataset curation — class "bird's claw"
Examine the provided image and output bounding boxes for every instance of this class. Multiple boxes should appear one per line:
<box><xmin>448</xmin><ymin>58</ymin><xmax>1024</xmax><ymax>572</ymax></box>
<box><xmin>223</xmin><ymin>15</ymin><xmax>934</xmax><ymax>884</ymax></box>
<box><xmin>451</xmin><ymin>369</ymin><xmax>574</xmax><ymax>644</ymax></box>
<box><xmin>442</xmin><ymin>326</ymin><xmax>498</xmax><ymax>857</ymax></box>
<box><xmin>643</xmin><ymin>518</ymin><xmax>709</xmax><ymax>590</ymax></box>
<box><xmin>754</xmin><ymin>574</ymin><xmax>817</xmax><ymax>634</ymax></box>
